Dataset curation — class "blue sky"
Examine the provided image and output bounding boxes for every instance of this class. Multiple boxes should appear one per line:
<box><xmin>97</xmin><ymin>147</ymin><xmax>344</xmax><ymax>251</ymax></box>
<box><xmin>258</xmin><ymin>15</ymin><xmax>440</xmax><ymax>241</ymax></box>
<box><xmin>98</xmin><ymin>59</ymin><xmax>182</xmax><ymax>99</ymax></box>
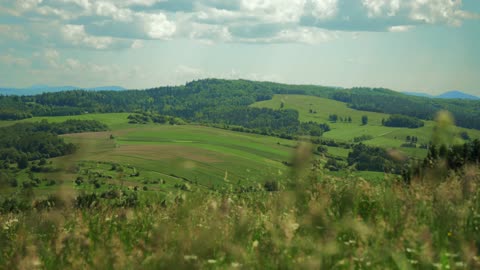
<box><xmin>0</xmin><ymin>0</ymin><xmax>479</xmax><ymax>95</ymax></box>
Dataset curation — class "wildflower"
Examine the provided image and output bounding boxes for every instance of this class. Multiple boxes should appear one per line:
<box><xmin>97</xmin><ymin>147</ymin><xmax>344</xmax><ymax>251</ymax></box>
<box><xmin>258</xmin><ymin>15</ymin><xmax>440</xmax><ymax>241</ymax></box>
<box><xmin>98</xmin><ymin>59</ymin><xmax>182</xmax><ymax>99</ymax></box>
<box><xmin>252</xmin><ymin>240</ymin><xmax>259</xmax><ymax>248</ymax></box>
<box><xmin>3</xmin><ymin>218</ymin><xmax>19</xmax><ymax>230</ymax></box>
<box><xmin>184</xmin><ymin>255</ymin><xmax>198</xmax><ymax>261</ymax></box>
<box><xmin>406</xmin><ymin>248</ymin><xmax>417</xmax><ymax>254</ymax></box>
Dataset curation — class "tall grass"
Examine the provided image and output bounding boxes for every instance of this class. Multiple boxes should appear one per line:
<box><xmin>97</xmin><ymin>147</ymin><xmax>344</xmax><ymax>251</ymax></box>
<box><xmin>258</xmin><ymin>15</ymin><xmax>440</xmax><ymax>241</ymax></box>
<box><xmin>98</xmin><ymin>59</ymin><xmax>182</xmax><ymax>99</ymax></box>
<box><xmin>1</xmin><ymin>156</ymin><xmax>479</xmax><ymax>268</ymax></box>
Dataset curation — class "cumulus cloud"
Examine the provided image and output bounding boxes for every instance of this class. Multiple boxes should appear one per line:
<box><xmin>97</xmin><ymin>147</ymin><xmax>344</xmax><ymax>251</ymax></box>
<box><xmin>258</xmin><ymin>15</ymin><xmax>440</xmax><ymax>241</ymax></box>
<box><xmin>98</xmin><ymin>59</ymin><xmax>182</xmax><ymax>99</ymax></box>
<box><xmin>0</xmin><ymin>0</ymin><xmax>478</xmax><ymax>49</ymax></box>
<box><xmin>61</xmin><ymin>24</ymin><xmax>113</xmax><ymax>49</ymax></box>
<box><xmin>142</xmin><ymin>13</ymin><xmax>176</xmax><ymax>39</ymax></box>
<box><xmin>362</xmin><ymin>0</ymin><xmax>401</xmax><ymax>17</ymax></box>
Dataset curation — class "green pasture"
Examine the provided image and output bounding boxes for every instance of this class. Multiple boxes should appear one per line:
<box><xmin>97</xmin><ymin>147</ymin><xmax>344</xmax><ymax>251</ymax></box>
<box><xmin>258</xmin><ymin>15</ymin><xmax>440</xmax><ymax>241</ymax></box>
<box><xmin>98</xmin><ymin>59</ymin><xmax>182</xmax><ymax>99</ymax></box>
<box><xmin>252</xmin><ymin>94</ymin><xmax>480</xmax><ymax>158</ymax></box>
<box><xmin>63</xmin><ymin>125</ymin><xmax>297</xmax><ymax>190</ymax></box>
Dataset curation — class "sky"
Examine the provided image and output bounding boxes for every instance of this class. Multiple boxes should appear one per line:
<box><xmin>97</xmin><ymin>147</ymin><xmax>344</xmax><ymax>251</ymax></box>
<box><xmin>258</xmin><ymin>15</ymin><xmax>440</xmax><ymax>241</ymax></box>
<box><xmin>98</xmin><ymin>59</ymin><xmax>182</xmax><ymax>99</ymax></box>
<box><xmin>0</xmin><ymin>0</ymin><xmax>479</xmax><ymax>95</ymax></box>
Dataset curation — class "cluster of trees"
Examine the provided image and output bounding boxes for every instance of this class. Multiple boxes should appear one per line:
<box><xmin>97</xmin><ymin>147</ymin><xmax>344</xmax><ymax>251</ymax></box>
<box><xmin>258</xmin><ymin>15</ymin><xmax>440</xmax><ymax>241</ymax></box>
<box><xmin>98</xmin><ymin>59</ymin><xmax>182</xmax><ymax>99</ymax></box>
<box><xmin>0</xmin><ymin>120</ymin><xmax>107</xmax><ymax>166</ymax></box>
<box><xmin>324</xmin><ymin>157</ymin><xmax>347</xmax><ymax>171</ymax></box>
<box><xmin>353</xmin><ymin>135</ymin><xmax>373</xmax><ymax>143</ymax></box>
<box><xmin>423</xmin><ymin>140</ymin><xmax>480</xmax><ymax>170</ymax></box>
<box><xmin>0</xmin><ymin>126</ymin><xmax>75</xmax><ymax>166</ymax></box>
<box><xmin>347</xmin><ymin>144</ymin><xmax>403</xmax><ymax>173</ymax></box>
<box><xmin>406</xmin><ymin>135</ymin><xmax>419</xmax><ymax>143</ymax></box>
<box><xmin>382</xmin><ymin>115</ymin><xmax>424</xmax><ymax>128</ymax></box>
<box><xmin>401</xmin><ymin>135</ymin><xmax>421</xmax><ymax>148</ymax></box>
<box><xmin>0</xmin><ymin>110</ymin><xmax>32</xmax><ymax>120</ymax></box>
<box><xmin>402</xmin><ymin>140</ymin><xmax>480</xmax><ymax>183</ymax></box>
<box><xmin>328</xmin><ymin>114</ymin><xmax>353</xmax><ymax>123</ymax></box>
<box><xmin>128</xmin><ymin>112</ymin><xmax>186</xmax><ymax>125</ymax></box>
<box><xmin>203</xmin><ymin>107</ymin><xmax>299</xmax><ymax>133</ymax></box>
<box><xmin>38</xmin><ymin>120</ymin><xmax>108</xmax><ymax>134</ymax></box>
<box><xmin>312</xmin><ymin>138</ymin><xmax>352</xmax><ymax>149</ymax></box>
<box><xmin>298</xmin><ymin>122</ymin><xmax>330</xmax><ymax>137</ymax></box>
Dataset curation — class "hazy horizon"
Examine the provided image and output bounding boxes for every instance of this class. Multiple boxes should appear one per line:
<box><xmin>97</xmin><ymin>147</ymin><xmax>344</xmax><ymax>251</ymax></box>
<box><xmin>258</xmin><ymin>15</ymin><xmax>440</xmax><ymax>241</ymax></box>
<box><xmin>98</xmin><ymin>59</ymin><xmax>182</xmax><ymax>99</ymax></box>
<box><xmin>1</xmin><ymin>0</ymin><xmax>479</xmax><ymax>95</ymax></box>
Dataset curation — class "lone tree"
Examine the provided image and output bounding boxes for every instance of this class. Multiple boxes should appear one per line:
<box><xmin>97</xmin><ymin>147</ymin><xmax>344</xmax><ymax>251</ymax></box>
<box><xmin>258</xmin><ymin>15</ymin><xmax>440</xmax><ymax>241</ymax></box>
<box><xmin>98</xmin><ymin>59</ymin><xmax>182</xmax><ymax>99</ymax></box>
<box><xmin>17</xmin><ymin>156</ymin><xmax>29</xmax><ymax>169</ymax></box>
<box><xmin>361</xmin><ymin>115</ymin><xmax>368</xmax><ymax>125</ymax></box>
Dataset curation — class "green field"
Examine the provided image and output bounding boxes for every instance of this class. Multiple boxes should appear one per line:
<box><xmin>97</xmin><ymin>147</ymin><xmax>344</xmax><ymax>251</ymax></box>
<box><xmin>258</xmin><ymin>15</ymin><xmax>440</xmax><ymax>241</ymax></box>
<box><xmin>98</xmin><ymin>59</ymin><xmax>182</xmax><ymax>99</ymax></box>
<box><xmin>0</xmin><ymin>113</ymin><xmax>304</xmax><ymax>195</ymax></box>
<box><xmin>2</xmin><ymin>110</ymin><xmax>414</xmax><ymax>197</ymax></box>
<box><xmin>252</xmin><ymin>94</ymin><xmax>480</xmax><ymax>158</ymax></box>
<box><xmin>63</xmin><ymin>124</ymin><xmax>297</xmax><ymax>190</ymax></box>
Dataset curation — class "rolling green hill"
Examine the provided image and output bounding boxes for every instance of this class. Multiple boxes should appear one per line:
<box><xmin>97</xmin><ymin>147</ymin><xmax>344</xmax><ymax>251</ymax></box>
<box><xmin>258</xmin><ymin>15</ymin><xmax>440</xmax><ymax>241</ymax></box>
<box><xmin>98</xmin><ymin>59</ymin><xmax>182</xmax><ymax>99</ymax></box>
<box><xmin>65</xmin><ymin>124</ymin><xmax>296</xmax><ymax>189</ymax></box>
<box><xmin>0</xmin><ymin>113</ymin><xmax>301</xmax><ymax>196</ymax></box>
<box><xmin>252</xmin><ymin>94</ymin><xmax>480</xmax><ymax>158</ymax></box>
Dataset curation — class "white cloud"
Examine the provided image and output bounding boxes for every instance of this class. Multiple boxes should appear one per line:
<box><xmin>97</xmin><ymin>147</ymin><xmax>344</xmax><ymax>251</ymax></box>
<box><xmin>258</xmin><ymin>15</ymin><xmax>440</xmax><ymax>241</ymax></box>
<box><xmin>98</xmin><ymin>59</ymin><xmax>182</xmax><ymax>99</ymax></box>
<box><xmin>410</xmin><ymin>0</ymin><xmax>465</xmax><ymax>26</ymax></box>
<box><xmin>142</xmin><ymin>13</ymin><xmax>177</xmax><ymax>39</ymax></box>
<box><xmin>61</xmin><ymin>24</ymin><xmax>113</xmax><ymax>49</ymax></box>
<box><xmin>310</xmin><ymin>0</ymin><xmax>338</xmax><ymax>19</ymax></box>
<box><xmin>15</xmin><ymin>0</ymin><xmax>43</xmax><ymax>10</ymax></box>
<box><xmin>362</xmin><ymin>0</ymin><xmax>401</xmax><ymax>17</ymax></box>
<box><xmin>36</xmin><ymin>5</ymin><xmax>74</xmax><ymax>20</ymax></box>
<box><xmin>131</xmin><ymin>40</ymin><xmax>144</xmax><ymax>49</ymax></box>
<box><xmin>187</xmin><ymin>23</ymin><xmax>232</xmax><ymax>43</ymax></box>
<box><xmin>61</xmin><ymin>0</ymin><xmax>92</xmax><ymax>10</ymax></box>
<box><xmin>1</xmin><ymin>0</ymin><xmax>478</xmax><ymax>49</ymax></box>
<box><xmin>388</xmin><ymin>25</ymin><xmax>414</xmax><ymax>32</ymax></box>
<box><xmin>240</xmin><ymin>0</ymin><xmax>307</xmax><ymax>23</ymax></box>
<box><xmin>94</xmin><ymin>1</ymin><xmax>133</xmax><ymax>21</ymax></box>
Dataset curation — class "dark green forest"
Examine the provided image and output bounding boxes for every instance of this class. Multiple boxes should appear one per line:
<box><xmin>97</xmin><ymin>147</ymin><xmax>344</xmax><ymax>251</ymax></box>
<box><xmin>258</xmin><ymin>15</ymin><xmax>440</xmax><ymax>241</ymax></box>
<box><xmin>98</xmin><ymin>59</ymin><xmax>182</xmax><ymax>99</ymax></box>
<box><xmin>382</xmin><ymin>114</ymin><xmax>425</xmax><ymax>128</ymax></box>
<box><xmin>0</xmin><ymin>120</ymin><xmax>107</xmax><ymax>164</ymax></box>
<box><xmin>1</xmin><ymin>79</ymin><xmax>480</xmax><ymax>130</ymax></box>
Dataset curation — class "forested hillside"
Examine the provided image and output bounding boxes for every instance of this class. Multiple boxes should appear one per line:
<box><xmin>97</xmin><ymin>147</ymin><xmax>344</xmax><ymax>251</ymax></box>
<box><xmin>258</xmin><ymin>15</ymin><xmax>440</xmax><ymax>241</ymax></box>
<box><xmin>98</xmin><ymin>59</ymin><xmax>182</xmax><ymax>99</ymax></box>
<box><xmin>332</xmin><ymin>88</ymin><xmax>480</xmax><ymax>130</ymax></box>
<box><xmin>1</xmin><ymin>79</ymin><xmax>480</xmax><ymax>131</ymax></box>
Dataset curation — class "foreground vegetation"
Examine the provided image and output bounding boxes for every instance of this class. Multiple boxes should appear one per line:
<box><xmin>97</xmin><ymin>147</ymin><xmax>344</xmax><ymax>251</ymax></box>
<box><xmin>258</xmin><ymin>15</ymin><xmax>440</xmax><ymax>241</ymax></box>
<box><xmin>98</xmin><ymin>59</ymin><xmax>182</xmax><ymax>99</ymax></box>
<box><xmin>1</xmin><ymin>142</ymin><xmax>480</xmax><ymax>269</ymax></box>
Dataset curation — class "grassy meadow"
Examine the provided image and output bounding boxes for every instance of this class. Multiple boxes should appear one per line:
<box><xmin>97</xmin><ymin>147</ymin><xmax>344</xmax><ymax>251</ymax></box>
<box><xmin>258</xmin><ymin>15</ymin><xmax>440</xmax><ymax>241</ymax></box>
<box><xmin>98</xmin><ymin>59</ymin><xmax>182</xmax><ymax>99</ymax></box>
<box><xmin>66</xmin><ymin>124</ymin><xmax>297</xmax><ymax>189</ymax></box>
<box><xmin>252</xmin><ymin>95</ymin><xmax>480</xmax><ymax>158</ymax></box>
<box><xmin>0</xmin><ymin>113</ymin><xmax>302</xmax><ymax>197</ymax></box>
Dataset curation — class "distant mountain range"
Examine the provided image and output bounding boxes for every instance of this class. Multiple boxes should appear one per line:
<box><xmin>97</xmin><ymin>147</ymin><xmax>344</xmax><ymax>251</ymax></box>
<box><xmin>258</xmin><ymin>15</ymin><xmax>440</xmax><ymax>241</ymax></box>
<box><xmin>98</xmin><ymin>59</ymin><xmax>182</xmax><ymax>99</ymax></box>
<box><xmin>403</xmin><ymin>90</ymin><xmax>480</xmax><ymax>100</ymax></box>
<box><xmin>0</xmin><ymin>85</ymin><xmax>126</xmax><ymax>95</ymax></box>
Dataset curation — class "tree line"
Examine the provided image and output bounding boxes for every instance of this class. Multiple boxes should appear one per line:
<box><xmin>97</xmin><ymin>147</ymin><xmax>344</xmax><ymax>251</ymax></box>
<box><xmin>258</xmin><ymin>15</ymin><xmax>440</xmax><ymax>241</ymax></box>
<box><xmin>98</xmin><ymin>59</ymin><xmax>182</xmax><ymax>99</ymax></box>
<box><xmin>1</xmin><ymin>79</ymin><xmax>479</xmax><ymax>135</ymax></box>
<box><xmin>0</xmin><ymin>120</ymin><xmax>108</xmax><ymax>167</ymax></box>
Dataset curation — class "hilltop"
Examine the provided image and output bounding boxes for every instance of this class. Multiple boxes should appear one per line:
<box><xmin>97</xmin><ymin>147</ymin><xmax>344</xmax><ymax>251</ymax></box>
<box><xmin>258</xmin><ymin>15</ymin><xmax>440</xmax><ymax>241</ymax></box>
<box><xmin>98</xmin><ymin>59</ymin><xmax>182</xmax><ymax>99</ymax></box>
<box><xmin>0</xmin><ymin>85</ymin><xmax>125</xmax><ymax>95</ymax></box>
